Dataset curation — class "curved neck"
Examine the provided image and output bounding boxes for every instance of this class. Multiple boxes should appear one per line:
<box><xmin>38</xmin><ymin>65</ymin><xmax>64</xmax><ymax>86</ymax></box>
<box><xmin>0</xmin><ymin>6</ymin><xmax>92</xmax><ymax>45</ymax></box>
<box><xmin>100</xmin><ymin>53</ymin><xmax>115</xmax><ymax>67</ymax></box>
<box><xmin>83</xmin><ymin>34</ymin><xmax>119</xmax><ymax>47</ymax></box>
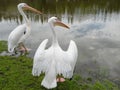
<box><xmin>18</xmin><ymin>7</ymin><xmax>29</xmax><ymax>23</ymax></box>
<box><xmin>49</xmin><ymin>23</ymin><xmax>58</xmax><ymax>46</ymax></box>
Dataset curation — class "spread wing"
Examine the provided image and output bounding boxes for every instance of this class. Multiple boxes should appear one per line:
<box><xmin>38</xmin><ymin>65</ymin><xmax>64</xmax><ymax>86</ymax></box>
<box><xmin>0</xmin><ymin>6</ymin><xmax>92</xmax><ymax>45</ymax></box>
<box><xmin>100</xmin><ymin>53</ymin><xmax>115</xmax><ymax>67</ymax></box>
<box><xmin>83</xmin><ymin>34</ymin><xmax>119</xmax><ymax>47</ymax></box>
<box><xmin>59</xmin><ymin>40</ymin><xmax>78</xmax><ymax>78</ymax></box>
<box><xmin>66</xmin><ymin>40</ymin><xmax>78</xmax><ymax>72</ymax></box>
<box><xmin>8</xmin><ymin>24</ymin><xmax>27</xmax><ymax>52</ymax></box>
<box><xmin>32</xmin><ymin>39</ymin><xmax>78</xmax><ymax>79</ymax></box>
<box><xmin>32</xmin><ymin>39</ymin><xmax>49</xmax><ymax>76</ymax></box>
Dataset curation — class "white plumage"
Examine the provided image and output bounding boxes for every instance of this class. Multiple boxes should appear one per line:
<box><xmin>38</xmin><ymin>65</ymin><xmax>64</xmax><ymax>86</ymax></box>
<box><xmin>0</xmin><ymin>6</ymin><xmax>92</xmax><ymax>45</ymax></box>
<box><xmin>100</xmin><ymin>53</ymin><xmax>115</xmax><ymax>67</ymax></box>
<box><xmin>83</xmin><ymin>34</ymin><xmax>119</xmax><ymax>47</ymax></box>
<box><xmin>8</xmin><ymin>3</ymin><xmax>42</xmax><ymax>53</ymax></box>
<box><xmin>32</xmin><ymin>17</ymin><xmax>78</xmax><ymax>89</ymax></box>
<box><xmin>8</xmin><ymin>23</ymin><xmax>30</xmax><ymax>52</ymax></box>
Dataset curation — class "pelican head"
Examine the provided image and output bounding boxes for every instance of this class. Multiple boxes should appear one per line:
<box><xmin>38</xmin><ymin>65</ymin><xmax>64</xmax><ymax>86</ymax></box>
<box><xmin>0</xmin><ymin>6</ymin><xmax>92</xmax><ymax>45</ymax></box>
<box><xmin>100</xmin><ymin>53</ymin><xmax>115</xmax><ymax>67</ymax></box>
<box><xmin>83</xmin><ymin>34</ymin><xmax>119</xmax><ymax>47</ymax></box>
<box><xmin>17</xmin><ymin>3</ymin><xmax>42</xmax><ymax>14</ymax></box>
<box><xmin>48</xmin><ymin>17</ymin><xmax>70</xmax><ymax>29</ymax></box>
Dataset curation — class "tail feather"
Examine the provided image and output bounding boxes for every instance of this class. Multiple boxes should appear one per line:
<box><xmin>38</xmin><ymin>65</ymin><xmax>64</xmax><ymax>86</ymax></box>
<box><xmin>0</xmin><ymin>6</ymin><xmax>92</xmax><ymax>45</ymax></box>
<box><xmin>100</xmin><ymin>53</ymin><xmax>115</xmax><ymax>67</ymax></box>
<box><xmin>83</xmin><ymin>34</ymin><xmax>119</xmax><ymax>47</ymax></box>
<box><xmin>41</xmin><ymin>77</ymin><xmax>57</xmax><ymax>89</ymax></box>
<box><xmin>41</xmin><ymin>61</ymin><xmax>57</xmax><ymax>89</ymax></box>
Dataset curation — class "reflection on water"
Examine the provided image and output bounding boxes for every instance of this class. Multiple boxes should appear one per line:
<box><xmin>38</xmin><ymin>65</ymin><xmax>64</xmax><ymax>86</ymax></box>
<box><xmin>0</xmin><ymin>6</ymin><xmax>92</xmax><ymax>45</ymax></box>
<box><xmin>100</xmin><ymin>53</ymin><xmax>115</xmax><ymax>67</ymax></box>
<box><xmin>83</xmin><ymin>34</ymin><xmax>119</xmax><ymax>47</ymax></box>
<box><xmin>0</xmin><ymin>0</ymin><xmax>120</xmax><ymax>81</ymax></box>
<box><xmin>0</xmin><ymin>0</ymin><xmax>120</xmax><ymax>23</ymax></box>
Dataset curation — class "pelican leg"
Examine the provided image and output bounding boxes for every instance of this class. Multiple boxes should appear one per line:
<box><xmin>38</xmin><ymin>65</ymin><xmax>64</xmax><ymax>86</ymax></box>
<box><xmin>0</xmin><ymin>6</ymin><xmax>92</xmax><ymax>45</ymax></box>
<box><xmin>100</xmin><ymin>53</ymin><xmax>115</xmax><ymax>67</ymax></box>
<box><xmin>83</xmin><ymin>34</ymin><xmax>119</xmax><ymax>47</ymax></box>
<box><xmin>18</xmin><ymin>42</ymin><xmax>28</xmax><ymax>55</ymax></box>
<box><xmin>56</xmin><ymin>75</ymin><xmax>65</xmax><ymax>82</ymax></box>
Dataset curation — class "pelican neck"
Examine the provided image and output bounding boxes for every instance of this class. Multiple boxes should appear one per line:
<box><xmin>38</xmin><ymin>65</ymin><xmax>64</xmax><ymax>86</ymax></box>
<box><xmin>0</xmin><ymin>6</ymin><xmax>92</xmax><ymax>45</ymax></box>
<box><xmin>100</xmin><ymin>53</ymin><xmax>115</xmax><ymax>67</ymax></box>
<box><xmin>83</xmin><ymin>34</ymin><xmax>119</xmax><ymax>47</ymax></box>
<box><xmin>18</xmin><ymin>7</ymin><xmax>29</xmax><ymax>23</ymax></box>
<box><xmin>49</xmin><ymin>23</ymin><xmax>59</xmax><ymax>46</ymax></box>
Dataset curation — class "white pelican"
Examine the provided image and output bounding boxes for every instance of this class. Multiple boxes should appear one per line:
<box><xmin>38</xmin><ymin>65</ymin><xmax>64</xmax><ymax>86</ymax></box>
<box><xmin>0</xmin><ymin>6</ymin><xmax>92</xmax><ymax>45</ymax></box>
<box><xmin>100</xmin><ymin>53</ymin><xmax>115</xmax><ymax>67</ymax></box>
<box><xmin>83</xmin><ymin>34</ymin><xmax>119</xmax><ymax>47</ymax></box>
<box><xmin>32</xmin><ymin>17</ymin><xmax>78</xmax><ymax>89</ymax></box>
<box><xmin>8</xmin><ymin>3</ymin><xmax>42</xmax><ymax>54</ymax></box>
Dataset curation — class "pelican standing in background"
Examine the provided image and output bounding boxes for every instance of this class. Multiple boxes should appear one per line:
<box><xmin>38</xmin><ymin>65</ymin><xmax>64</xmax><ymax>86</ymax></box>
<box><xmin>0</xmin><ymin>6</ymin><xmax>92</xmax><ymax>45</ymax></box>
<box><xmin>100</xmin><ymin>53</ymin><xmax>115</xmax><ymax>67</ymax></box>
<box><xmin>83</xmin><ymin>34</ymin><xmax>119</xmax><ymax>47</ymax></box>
<box><xmin>8</xmin><ymin>3</ymin><xmax>42</xmax><ymax>54</ymax></box>
<box><xmin>32</xmin><ymin>17</ymin><xmax>78</xmax><ymax>89</ymax></box>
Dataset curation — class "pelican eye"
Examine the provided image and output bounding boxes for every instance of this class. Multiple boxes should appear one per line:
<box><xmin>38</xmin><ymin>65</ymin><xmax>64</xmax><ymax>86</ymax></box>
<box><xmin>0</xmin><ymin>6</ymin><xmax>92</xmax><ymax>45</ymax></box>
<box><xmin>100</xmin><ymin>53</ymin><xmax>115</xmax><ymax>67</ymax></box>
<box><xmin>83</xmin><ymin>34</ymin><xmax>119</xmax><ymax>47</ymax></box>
<box><xmin>24</xmin><ymin>30</ymin><xmax>26</xmax><ymax>34</ymax></box>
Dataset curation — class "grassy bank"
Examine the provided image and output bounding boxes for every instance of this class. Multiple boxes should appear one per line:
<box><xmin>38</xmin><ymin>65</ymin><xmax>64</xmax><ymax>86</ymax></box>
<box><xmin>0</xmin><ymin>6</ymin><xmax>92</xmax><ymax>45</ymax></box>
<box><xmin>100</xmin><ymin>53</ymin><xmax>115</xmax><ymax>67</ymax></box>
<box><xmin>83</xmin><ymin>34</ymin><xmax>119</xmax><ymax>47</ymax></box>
<box><xmin>0</xmin><ymin>41</ymin><xmax>119</xmax><ymax>90</ymax></box>
<box><xmin>0</xmin><ymin>41</ymin><xmax>7</xmax><ymax>53</ymax></box>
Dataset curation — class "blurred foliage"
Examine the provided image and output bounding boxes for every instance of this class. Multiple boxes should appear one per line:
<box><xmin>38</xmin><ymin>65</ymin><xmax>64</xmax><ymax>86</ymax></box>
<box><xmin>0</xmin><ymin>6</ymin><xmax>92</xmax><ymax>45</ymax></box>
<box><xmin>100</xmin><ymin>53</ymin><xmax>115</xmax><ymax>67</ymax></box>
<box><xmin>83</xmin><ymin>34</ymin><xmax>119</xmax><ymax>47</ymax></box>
<box><xmin>0</xmin><ymin>0</ymin><xmax>120</xmax><ymax>23</ymax></box>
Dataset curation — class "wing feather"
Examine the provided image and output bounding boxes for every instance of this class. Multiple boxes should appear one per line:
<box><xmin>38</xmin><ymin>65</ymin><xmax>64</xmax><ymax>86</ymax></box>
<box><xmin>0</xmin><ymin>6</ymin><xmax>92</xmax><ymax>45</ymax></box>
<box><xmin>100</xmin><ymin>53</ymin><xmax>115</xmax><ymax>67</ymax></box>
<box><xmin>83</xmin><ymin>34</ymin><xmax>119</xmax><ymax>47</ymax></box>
<box><xmin>67</xmin><ymin>40</ymin><xmax>78</xmax><ymax>70</ymax></box>
<box><xmin>61</xmin><ymin>40</ymin><xmax>78</xmax><ymax>78</ymax></box>
<box><xmin>32</xmin><ymin>39</ymin><xmax>49</xmax><ymax>76</ymax></box>
<box><xmin>8</xmin><ymin>24</ymin><xmax>26</xmax><ymax>52</ymax></box>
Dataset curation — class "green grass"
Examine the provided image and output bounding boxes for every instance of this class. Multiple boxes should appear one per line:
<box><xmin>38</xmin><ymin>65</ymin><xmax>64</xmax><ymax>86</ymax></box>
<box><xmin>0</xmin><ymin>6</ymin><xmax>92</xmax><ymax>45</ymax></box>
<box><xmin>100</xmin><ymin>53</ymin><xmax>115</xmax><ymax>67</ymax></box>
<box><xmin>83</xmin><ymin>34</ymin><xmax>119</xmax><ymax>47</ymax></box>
<box><xmin>0</xmin><ymin>41</ymin><xmax>119</xmax><ymax>90</ymax></box>
<box><xmin>0</xmin><ymin>41</ymin><xmax>7</xmax><ymax>53</ymax></box>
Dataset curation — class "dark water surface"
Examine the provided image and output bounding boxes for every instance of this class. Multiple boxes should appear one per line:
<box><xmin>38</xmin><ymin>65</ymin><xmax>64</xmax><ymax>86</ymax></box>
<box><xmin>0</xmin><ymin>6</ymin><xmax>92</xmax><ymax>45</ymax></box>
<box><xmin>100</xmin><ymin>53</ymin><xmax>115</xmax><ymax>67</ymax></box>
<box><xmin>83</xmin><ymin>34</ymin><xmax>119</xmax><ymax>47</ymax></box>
<box><xmin>0</xmin><ymin>0</ymin><xmax>120</xmax><ymax>80</ymax></box>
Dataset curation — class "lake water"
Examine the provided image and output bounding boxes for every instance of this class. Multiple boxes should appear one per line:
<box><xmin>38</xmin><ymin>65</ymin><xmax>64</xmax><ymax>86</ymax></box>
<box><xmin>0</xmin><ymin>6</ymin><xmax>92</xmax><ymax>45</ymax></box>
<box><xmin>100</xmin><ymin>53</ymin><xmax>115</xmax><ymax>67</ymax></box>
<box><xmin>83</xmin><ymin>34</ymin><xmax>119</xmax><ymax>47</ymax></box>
<box><xmin>0</xmin><ymin>0</ymin><xmax>120</xmax><ymax>81</ymax></box>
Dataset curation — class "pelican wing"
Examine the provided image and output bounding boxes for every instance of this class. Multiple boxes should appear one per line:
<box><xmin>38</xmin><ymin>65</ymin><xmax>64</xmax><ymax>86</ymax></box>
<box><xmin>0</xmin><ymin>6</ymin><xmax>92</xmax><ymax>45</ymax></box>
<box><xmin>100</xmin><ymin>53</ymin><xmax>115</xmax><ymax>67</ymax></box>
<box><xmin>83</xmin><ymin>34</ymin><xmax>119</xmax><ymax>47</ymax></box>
<box><xmin>67</xmin><ymin>40</ymin><xmax>78</xmax><ymax>71</ymax></box>
<box><xmin>8</xmin><ymin>24</ymin><xmax>27</xmax><ymax>52</ymax></box>
<box><xmin>32</xmin><ymin>39</ymin><xmax>49</xmax><ymax>76</ymax></box>
<box><xmin>57</xmin><ymin>40</ymin><xmax>78</xmax><ymax>78</ymax></box>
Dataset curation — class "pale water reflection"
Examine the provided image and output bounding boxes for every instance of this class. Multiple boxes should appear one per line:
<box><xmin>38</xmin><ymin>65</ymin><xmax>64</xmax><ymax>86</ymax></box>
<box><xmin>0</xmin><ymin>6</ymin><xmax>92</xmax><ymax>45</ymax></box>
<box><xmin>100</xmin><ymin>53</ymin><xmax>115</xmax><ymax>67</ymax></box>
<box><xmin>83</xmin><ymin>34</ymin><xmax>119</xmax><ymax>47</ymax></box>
<box><xmin>0</xmin><ymin>0</ymin><xmax>120</xmax><ymax>82</ymax></box>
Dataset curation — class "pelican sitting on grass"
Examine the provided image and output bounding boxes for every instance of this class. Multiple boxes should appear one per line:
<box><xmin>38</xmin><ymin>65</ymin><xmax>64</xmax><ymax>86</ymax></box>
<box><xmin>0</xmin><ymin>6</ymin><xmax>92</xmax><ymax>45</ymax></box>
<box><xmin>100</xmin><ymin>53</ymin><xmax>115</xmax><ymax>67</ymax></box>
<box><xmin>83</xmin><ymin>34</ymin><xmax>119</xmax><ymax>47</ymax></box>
<box><xmin>8</xmin><ymin>3</ymin><xmax>42</xmax><ymax>54</ymax></box>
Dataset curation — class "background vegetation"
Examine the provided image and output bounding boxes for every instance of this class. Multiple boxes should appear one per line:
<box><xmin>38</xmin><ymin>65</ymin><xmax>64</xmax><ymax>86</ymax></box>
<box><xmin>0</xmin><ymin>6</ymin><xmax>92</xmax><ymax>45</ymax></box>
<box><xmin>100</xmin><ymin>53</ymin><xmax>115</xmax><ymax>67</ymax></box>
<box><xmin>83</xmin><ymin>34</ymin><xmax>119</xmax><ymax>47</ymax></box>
<box><xmin>0</xmin><ymin>0</ymin><xmax>120</xmax><ymax>22</ymax></box>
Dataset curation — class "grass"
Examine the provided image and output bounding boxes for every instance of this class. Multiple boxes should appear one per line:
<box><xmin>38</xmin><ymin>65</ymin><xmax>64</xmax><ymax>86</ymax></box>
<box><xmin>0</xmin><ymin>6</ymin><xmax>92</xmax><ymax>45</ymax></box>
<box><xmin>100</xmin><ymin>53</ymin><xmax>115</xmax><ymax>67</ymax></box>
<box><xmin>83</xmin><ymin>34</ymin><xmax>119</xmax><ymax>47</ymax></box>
<box><xmin>0</xmin><ymin>40</ymin><xmax>119</xmax><ymax>90</ymax></box>
<box><xmin>0</xmin><ymin>41</ymin><xmax>7</xmax><ymax>53</ymax></box>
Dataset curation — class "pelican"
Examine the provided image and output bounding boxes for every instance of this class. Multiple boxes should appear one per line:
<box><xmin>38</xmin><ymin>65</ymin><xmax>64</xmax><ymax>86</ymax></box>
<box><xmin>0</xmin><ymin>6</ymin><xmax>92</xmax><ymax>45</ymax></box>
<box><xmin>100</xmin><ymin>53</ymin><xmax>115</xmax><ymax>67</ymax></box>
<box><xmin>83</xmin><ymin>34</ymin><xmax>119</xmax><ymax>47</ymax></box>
<box><xmin>32</xmin><ymin>17</ymin><xmax>78</xmax><ymax>89</ymax></box>
<box><xmin>8</xmin><ymin>3</ymin><xmax>42</xmax><ymax>54</ymax></box>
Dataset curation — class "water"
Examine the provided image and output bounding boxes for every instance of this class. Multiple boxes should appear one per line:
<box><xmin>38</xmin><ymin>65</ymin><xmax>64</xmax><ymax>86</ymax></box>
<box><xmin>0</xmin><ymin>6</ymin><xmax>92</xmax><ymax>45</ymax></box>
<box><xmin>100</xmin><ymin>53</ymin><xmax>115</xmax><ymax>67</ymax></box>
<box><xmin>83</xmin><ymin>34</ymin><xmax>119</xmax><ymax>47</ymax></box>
<box><xmin>0</xmin><ymin>0</ymin><xmax>120</xmax><ymax>80</ymax></box>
